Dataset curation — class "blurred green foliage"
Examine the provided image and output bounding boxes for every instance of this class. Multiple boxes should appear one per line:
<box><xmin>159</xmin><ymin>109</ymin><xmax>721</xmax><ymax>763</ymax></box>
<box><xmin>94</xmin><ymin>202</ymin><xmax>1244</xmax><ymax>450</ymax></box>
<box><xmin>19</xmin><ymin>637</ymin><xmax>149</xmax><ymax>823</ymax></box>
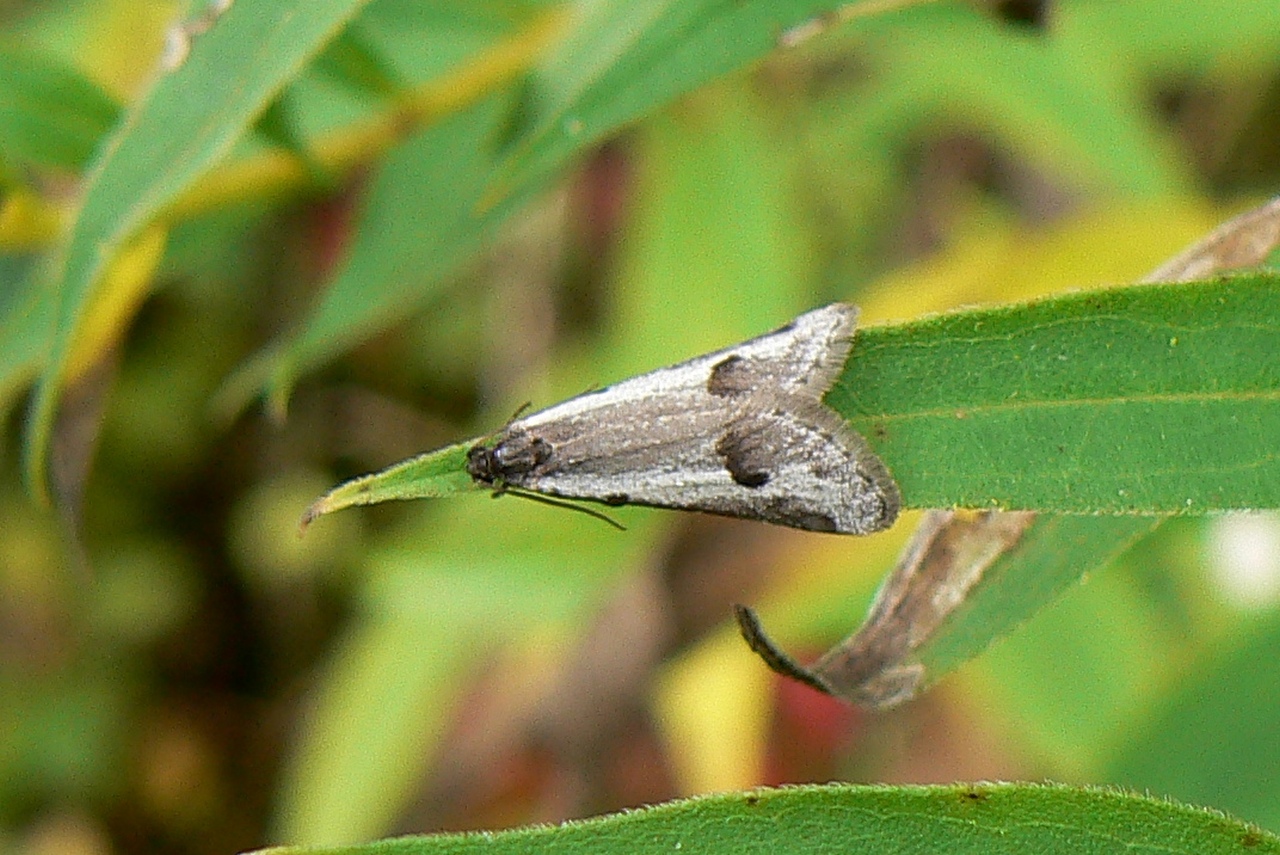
<box><xmin>1</xmin><ymin>1</ymin><xmax>1280</xmax><ymax>854</ymax></box>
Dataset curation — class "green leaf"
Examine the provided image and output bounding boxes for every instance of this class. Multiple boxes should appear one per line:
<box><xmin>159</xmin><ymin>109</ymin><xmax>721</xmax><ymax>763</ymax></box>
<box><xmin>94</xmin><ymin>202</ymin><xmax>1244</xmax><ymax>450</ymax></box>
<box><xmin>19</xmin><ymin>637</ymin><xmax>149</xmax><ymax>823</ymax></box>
<box><xmin>306</xmin><ymin>273</ymin><xmax>1278</xmax><ymax>713</ymax></box>
<box><xmin>0</xmin><ymin>257</ymin><xmax>53</xmax><ymax>414</ymax></box>
<box><xmin>305</xmin><ymin>274</ymin><xmax>1276</xmax><ymax>711</ymax></box>
<box><xmin>302</xmin><ymin>441</ymin><xmax>474</xmax><ymax>528</ymax></box>
<box><xmin>921</xmin><ymin>515</ymin><xmax>1162</xmax><ymax>681</ymax></box>
<box><xmin>0</xmin><ymin>45</ymin><xmax>120</xmax><ymax>173</ymax></box>
<box><xmin>490</xmin><ymin>0</ymin><xmax>881</xmax><ymax>195</ymax></box>
<box><xmin>257</xmin><ymin>92</ymin><xmax>534</xmax><ymax>413</ymax></box>
<box><xmin>852</xmin><ymin>6</ymin><xmax>1189</xmax><ymax>198</ymax></box>
<box><xmin>273</xmin><ymin>567</ymin><xmax>494</xmax><ymax>846</ymax></box>
<box><xmin>255</xmin><ymin>782</ymin><xmax>1279</xmax><ymax>854</ymax></box>
<box><xmin>311</xmin><ymin>274</ymin><xmax>1280</xmax><ymax>523</ymax></box>
<box><xmin>837</xmin><ymin>273</ymin><xmax>1280</xmax><ymax>513</ymax></box>
<box><xmin>23</xmin><ymin>0</ymin><xmax>375</xmax><ymax>500</ymax></box>
<box><xmin>274</xmin><ymin>553</ymin><xmax>611</xmax><ymax>846</ymax></box>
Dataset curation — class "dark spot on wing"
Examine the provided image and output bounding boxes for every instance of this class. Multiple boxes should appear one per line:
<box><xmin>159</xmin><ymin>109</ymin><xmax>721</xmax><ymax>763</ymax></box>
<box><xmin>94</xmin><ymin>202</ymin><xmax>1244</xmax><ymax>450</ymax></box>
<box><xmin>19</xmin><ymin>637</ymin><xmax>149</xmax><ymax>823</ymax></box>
<box><xmin>729</xmin><ymin>466</ymin><xmax>769</xmax><ymax>488</ymax></box>
<box><xmin>706</xmin><ymin>354</ymin><xmax>756</xmax><ymax>397</ymax></box>
<box><xmin>715</xmin><ymin>425</ymin><xmax>771</xmax><ymax>488</ymax></box>
<box><xmin>604</xmin><ymin>493</ymin><xmax>629</xmax><ymax>506</ymax></box>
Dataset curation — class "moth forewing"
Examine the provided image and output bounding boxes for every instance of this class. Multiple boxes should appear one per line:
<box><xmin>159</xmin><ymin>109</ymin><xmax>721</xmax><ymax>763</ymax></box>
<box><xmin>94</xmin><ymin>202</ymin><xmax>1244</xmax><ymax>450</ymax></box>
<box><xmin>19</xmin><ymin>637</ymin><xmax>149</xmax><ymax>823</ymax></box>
<box><xmin>698</xmin><ymin>398</ymin><xmax>899</xmax><ymax>534</ymax></box>
<box><xmin>465</xmin><ymin>303</ymin><xmax>900</xmax><ymax>535</ymax></box>
<box><xmin>512</xmin><ymin>303</ymin><xmax>859</xmax><ymax>430</ymax></box>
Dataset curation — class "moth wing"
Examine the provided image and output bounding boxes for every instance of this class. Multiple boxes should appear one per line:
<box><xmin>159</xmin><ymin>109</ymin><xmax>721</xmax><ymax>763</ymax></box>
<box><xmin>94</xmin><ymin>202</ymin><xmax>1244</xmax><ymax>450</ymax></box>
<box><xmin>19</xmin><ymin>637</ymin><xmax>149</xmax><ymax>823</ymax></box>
<box><xmin>775</xmin><ymin>302</ymin><xmax>858</xmax><ymax>393</ymax></box>
<box><xmin>702</xmin><ymin>399</ymin><xmax>900</xmax><ymax>534</ymax></box>
<box><xmin>699</xmin><ymin>303</ymin><xmax>858</xmax><ymax>399</ymax></box>
<box><xmin>517</xmin><ymin>303</ymin><xmax>858</xmax><ymax>429</ymax></box>
<box><xmin>500</xmin><ymin>303</ymin><xmax>891</xmax><ymax>534</ymax></box>
<box><xmin>534</xmin><ymin>396</ymin><xmax>899</xmax><ymax>535</ymax></box>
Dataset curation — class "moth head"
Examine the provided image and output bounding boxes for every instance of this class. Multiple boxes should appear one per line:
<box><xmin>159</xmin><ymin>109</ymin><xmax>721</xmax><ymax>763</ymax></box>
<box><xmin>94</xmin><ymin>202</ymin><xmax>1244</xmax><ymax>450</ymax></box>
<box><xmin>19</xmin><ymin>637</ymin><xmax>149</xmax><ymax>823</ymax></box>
<box><xmin>465</xmin><ymin>443</ymin><xmax>499</xmax><ymax>484</ymax></box>
<box><xmin>466</xmin><ymin>430</ymin><xmax>553</xmax><ymax>486</ymax></box>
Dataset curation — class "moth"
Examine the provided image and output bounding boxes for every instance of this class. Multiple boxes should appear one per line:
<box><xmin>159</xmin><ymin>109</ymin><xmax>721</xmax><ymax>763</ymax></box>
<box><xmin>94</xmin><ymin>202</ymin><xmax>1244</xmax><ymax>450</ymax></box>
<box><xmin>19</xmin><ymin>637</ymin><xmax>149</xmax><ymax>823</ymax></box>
<box><xmin>466</xmin><ymin>304</ymin><xmax>900</xmax><ymax>535</ymax></box>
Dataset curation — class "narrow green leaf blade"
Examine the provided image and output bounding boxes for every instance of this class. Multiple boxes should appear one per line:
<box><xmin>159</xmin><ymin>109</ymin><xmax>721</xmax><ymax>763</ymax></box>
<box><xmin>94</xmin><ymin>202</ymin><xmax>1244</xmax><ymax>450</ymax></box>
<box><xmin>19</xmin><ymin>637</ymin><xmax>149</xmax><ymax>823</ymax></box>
<box><xmin>273</xmin><ymin>573</ymin><xmax>484</xmax><ymax>846</ymax></box>
<box><xmin>0</xmin><ymin>46</ymin><xmax>120</xmax><ymax>172</ymax></box>
<box><xmin>0</xmin><ymin>257</ymin><xmax>52</xmax><ymax>413</ymax></box>
<box><xmin>255</xmin><ymin>782</ymin><xmax>1279</xmax><ymax>855</ymax></box>
<box><xmin>491</xmin><ymin>0</ymin><xmax>881</xmax><ymax>194</ymax></box>
<box><xmin>919</xmin><ymin>515</ymin><xmax>1162</xmax><ymax>681</ymax></box>
<box><xmin>836</xmin><ymin>273</ymin><xmax>1280</xmax><ymax>513</ymax></box>
<box><xmin>259</xmin><ymin>93</ymin><xmax>531</xmax><ymax>411</ymax></box>
<box><xmin>301</xmin><ymin>441</ymin><xmax>474</xmax><ymax>529</ymax></box>
<box><xmin>308</xmin><ymin>275</ymin><xmax>1280</xmax><ymax>525</ymax></box>
<box><xmin>23</xmin><ymin>0</ymin><xmax>375</xmax><ymax>499</ymax></box>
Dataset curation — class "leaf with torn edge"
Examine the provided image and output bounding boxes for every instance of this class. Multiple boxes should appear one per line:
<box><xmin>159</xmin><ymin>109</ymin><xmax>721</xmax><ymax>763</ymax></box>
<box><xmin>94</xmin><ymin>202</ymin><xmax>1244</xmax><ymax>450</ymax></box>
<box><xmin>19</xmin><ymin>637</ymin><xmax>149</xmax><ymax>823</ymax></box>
<box><xmin>737</xmin><ymin>513</ymin><xmax>1162</xmax><ymax>707</ymax></box>
<box><xmin>738</xmin><ymin>510</ymin><xmax>1037</xmax><ymax>707</ymax></box>
<box><xmin>737</xmin><ymin>195</ymin><xmax>1280</xmax><ymax>709</ymax></box>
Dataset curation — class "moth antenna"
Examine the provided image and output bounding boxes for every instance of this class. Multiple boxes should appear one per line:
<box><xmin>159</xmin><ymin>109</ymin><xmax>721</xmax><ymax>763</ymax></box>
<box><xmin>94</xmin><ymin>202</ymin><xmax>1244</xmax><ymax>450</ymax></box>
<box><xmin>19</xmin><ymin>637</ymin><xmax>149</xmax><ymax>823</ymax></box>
<box><xmin>473</xmin><ymin>402</ymin><xmax>534</xmax><ymax>449</ymax></box>
<box><xmin>494</xmin><ymin>485</ymin><xmax>627</xmax><ymax>531</ymax></box>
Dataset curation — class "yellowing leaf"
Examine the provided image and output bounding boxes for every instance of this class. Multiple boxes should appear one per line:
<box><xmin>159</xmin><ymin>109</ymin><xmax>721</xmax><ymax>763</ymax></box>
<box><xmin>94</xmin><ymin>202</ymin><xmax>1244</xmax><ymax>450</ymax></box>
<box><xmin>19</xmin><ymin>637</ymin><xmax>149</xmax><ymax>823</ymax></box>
<box><xmin>65</xmin><ymin>225</ymin><xmax>166</xmax><ymax>383</ymax></box>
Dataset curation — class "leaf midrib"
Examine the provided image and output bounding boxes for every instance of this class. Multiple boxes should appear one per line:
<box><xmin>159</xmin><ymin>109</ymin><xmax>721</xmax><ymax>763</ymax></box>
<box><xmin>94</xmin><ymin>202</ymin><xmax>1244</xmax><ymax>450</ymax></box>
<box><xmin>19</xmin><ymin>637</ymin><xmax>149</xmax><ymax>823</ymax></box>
<box><xmin>868</xmin><ymin>385</ymin><xmax>1280</xmax><ymax>421</ymax></box>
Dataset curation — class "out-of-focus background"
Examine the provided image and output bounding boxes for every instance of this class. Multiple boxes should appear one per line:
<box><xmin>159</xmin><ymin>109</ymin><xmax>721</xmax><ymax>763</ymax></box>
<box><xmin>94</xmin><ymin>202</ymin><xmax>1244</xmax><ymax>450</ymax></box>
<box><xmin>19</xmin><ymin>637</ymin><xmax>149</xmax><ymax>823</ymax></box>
<box><xmin>3</xmin><ymin>2</ymin><xmax>1280</xmax><ymax>854</ymax></box>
